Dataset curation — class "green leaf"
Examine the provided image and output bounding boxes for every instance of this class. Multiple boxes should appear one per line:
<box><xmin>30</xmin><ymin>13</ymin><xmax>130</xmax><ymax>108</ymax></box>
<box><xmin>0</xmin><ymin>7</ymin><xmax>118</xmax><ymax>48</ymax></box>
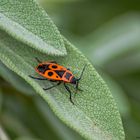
<box><xmin>0</xmin><ymin>29</ymin><xmax>124</xmax><ymax>140</ymax></box>
<box><xmin>0</xmin><ymin>90</ymin><xmax>3</xmax><ymax>113</ymax></box>
<box><xmin>105</xmin><ymin>51</ymin><xmax>140</xmax><ymax>76</ymax></box>
<box><xmin>35</xmin><ymin>97</ymin><xmax>84</xmax><ymax>140</ymax></box>
<box><xmin>1</xmin><ymin>89</ymin><xmax>60</xmax><ymax>140</ymax></box>
<box><xmin>0</xmin><ymin>62</ymin><xmax>34</xmax><ymax>95</ymax></box>
<box><xmin>0</xmin><ymin>0</ymin><xmax>66</xmax><ymax>56</ymax></box>
<box><xmin>15</xmin><ymin>137</ymin><xmax>41</xmax><ymax>140</ymax></box>
<box><xmin>1</xmin><ymin>85</ymin><xmax>83</xmax><ymax>140</ymax></box>
<box><xmin>97</xmin><ymin>70</ymin><xmax>130</xmax><ymax>117</ymax></box>
<box><xmin>79</xmin><ymin>12</ymin><xmax>140</xmax><ymax>65</ymax></box>
<box><xmin>1</xmin><ymin>112</ymin><xmax>35</xmax><ymax>138</ymax></box>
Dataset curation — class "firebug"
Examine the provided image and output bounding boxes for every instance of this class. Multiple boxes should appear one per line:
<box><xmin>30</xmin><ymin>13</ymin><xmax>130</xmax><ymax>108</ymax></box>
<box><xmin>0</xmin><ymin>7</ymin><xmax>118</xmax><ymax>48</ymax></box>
<box><xmin>29</xmin><ymin>58</ymin><xmax>86</xmax><ymax>104</ymax></box>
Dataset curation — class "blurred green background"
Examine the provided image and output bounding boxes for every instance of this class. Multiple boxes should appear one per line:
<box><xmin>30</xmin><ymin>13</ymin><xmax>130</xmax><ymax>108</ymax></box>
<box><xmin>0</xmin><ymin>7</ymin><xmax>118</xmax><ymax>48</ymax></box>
<box><xmin>0</xmin><ymin>0</ymin><xmax>140</xmax><ymax>139</ymax></box>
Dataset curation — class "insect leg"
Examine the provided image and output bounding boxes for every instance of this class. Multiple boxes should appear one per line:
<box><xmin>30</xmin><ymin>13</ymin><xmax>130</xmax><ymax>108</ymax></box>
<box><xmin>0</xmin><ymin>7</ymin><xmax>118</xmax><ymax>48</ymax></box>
<box><xmin>29</xmin><ymin>75</ymin><xmax>47</xmax><ymax>80</ymax></box>
<box><xmin>75</xmin><ymin>82</ymin><xmax>83</xmax><ymax>92</ymax></box>
<box><xmin>35</xmin><ymin>57</ymin><xmax>42</xmax><ymax>63</ymax></box>
<box><xmin>75</xmin><ymin>64</ymin><xmax>86</xmax><ymax>92</ymax></box>
<box><xmin>64</xmin><ymin>83</ymin><xmax>74</xmax><ymax>105</ymax></box>
<box><xmin>43</xmin><ymin>81</ymin><xmax>61</xmax><ymax>90</ymax></box>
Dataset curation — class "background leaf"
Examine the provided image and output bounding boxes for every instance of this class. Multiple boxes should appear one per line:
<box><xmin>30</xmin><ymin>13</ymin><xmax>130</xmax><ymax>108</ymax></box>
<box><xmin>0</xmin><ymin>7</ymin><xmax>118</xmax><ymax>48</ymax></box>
<box><xmin>0</xmin><ymin>90</ymin><xmax>2</xmax><ymax>113</ymax></box>
<box><xmin>0</xmin><ymin>62</ymin><xmax>34</xmax><ymax>95</ymax></box>
<box><xmin>0</xmin><ymin>125</ymin><xmax>10</xmax><ymax>140</ymax></box>
<box><xmin>0</xmin><ymin>0</ymin><xmax>66</xmax><ymax>56</ymax></box>
<box><xmin>76</xmin><ymin>12</ymin><xmax>140</xmax><ymax>66</ymax></box>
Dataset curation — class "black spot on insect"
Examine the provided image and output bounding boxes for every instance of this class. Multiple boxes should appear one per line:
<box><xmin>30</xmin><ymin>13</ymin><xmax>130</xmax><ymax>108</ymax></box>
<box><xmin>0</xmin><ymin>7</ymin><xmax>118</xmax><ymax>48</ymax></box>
<box><xmin>55</xmin><ymin>70</ymin><xmax>65</xmax><ymax>78</ymax></box>
<box><xmin>65</xmin><ymin>72</ymin><xmax>72</xmax><ymax>80</ymax></box>
<box><xmin>37</xmin><ymin>64</ymin><xmax>49</xmax><ymax>74</ymax></box>
<box><xmin>48</xmin><ymin>71</ymin><xmax>53</xmax><ymax>76</ymax></box>
<box><xmin>52</xmin><ymin>65</ymin><xmax>57</xmax><ymax>68</ymax></box>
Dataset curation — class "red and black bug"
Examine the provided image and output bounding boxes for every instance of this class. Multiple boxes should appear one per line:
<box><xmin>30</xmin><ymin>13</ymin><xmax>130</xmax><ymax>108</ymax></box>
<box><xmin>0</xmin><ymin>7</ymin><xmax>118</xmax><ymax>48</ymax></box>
<box><xmin>29</xmin><ymin>58</ymin><xmax>86</xmax><ymax>104</ymax></box>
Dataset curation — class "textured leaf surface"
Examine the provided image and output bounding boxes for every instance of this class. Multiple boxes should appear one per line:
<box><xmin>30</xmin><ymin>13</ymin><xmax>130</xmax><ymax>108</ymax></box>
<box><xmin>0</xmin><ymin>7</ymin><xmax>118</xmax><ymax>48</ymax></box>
<box><xmin>35</xmin><ymin>97</ymin><xmax>84</xmax><ymax>140</ymax></box>
<box><xmin>98</xmin><ymin>70</ymin><xmax>130</xmax><ymax>117</ymax></box>
<box><xmin>1</xmin><ymin>87</ymin><xmax>83</xmax><ymax>140</ymax></box>
<box><xmin>0</xmin><ymin>29</ymin><xmax>124</xmax><ymax>140</ymax></box>
<box><xmin>0</xmin><ymin>0</ymin><xmax>66</xmax><ymax>55</ymax></box>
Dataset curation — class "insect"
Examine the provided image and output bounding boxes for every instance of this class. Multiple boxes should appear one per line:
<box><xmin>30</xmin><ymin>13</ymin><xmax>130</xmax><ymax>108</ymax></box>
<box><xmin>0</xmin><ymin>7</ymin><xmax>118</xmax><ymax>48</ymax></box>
<box><xmin>29</xmin><ymin>58</ymin><xmax>86</xmax><ymax>104</ymax></box>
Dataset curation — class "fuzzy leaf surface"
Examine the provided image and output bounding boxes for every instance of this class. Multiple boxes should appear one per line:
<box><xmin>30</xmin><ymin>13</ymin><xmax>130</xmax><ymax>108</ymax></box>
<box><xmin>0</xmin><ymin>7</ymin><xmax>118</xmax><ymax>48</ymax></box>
<box><xmin>0</xmin><ymin>0</ymin><xmax>66</xmax><ymax>55</ymax></box>
<box><xmin>0</xmin><ymin>29</ymin><xmax>125</xmax><ymax>140</ymax></box>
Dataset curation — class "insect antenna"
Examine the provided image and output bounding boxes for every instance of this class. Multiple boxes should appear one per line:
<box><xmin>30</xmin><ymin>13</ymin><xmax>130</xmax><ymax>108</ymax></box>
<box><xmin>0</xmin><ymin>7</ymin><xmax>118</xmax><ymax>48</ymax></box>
<box><xmin>78</xmin><ymin>64</ymin><xmax>86</xmax><ymax>81</ymax></box>
<box><xmin>76</xmin><ymin>64</ymin><xmax>86</xmax><ymax>89</ymax></box>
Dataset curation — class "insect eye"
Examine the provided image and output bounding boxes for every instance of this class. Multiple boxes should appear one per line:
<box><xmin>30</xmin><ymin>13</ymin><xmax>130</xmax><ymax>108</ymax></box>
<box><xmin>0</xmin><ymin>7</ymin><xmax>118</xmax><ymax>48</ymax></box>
<box><xmin>48</xmin><ymin>71</ymin><xmax>53</xmax><ymax>76</ymax></box>
<box><xmin>52</xmin><ymin>65</ymin><xmax>57</xmax><ymax>68</ymax></box>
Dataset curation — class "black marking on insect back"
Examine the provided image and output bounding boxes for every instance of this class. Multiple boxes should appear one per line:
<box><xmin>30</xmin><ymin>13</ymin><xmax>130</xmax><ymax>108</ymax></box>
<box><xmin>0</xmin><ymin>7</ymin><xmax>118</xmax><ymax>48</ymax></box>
<box><xmin>65</xmin><ymin>72</ymin><xmax>72</xmax><ymax>80</ymax></box>
<box><xmin>37</xmin><ymin>64</ymin><xmax>50</xmax><ymax>74</ymax></box>
<box><xmin>52</xmin><ymin>65</ymin><xmax>57</xmax><ymax>68</ymax></box>
<box><xmin>55</xmin><ymin>70</ymin><xmax>65</xmax><ymax>78</ymax></box>
<box><xmin>48</xmin><ymin>71</ymin><xmax>53</xmax><ymax>76</ymax></box>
